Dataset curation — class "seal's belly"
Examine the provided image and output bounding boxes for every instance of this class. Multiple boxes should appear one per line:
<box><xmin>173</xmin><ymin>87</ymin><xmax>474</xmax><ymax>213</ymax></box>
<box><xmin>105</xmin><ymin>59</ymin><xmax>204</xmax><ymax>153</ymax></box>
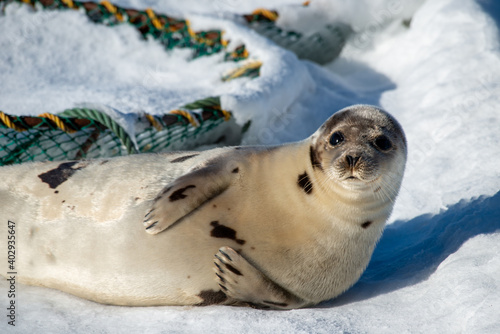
<box><xmin>1</xmin><ymin>198</ymin><xmax>233</xmax><ymax>305</ymax></box>
<box><xmin>0</xmin><ymin>157</ymin><xmax>238</xmax><ymax>305</ymax></box>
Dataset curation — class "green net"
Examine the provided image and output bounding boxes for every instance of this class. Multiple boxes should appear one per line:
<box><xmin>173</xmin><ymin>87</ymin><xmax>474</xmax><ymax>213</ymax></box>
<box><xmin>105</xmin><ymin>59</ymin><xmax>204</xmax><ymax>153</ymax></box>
<box><xmin>136</xmin><ymin>110</ymin><xmax>229</xmax><ymax>153</ymax></box>
<box><xmin>1</xmin><ymin>0</ymin><xmax>251</xmax><ymax>60</ymax></box>
<box><xmin>243</xmin><ymin>6</ymin><xmax>351</xmax><ymax>65</ymax></box>
<box><xmin>0</xmin><ymin>98</ymin><xmax>238</xmax><ymax>165</ymax></box>
<box><xmin>0</xmin><ymin>1</ymin><xmax>258</xmax><ymax>165</ymax></box>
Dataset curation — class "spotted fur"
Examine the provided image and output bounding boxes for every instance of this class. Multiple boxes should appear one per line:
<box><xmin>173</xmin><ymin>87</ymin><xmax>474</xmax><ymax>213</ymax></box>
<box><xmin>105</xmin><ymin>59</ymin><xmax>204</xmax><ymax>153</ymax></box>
<box><xmin>38</xmin><ymin>161</ymin><xmax>86</xmax><ymax>189</ymax></box>
<box><xmin>210</xmin><ymin>221</ymin><xmax>245</xmax><ymax>245</ymax></box>
<box><xmin>169</xmin><ymin>185</ymin><xmax>196</xmax><ymax>202</ymax></box>
<box><xmin>297</xmin><ymin>172</ymin><xmax>313</xmax><ymax>194</ymax></box>
<box><xmin>196</xmin><ymin>290</ymin><xmax>227</xmax><ymax>306</ymax></box>
<box><xmin>362</xmin><ymin>221</ymin><xmax>372</xmax><ymax>229</ymax></box>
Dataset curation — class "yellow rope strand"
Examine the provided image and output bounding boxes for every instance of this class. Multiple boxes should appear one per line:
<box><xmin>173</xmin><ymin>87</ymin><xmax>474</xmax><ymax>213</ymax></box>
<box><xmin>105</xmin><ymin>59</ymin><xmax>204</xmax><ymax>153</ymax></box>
<box><xmin>38</xmin><ymin>113</ymin><xmax>76</xmax><ymax>133</ymax></box>
<box><xmin>146</xmin><ymin>8</ymin><xmax>163</xmax><ymax>30</ymax></box>
<box><xmin>185</xmin><ymin>19</ymin><xmax>197</xmax><ymax>38</ymax></box>
<box><xmin>221</xmin><ymin>31</ymin><xmax>229</xmax><ymax>47</ymax></box>
<box><xmin>145</xmin><ymin>113</ymin><xmax>163</xmax><ymax>131</ymax></box>
<box><xmin>0</xmin><ymin>111</ymin><xmax>26</xmax><ymax>132</ymax></box>
<box><xmin>251</xmin><ymin>8</ymin><xmax>278</xmax><ymax>21</ymax></box>
<box><xmin>61</xmin><ymin>0</ymin><xmax>76</xmax><ymax>9</ymax></box>
<box><xmin>212</xmin><ymin>106</ymin><xmax>232</xmax><ymax>121</ymax></box>
<box><xmin>101</xmin><ymin>1</ymin><xmax>124</xmax><ymax>22</ymax></box>
<box><xmin>220</xmin><ymin>109</ymin><xmax>231</xmax><ymax>121</ymax></box>
<box><xmin>222</xmin><ymin>60</ymin><xmax>262</xmax><ymax>81</ymax></box>
<box><xmin>170</xmin><ymin>109</ymin><xmax>200</xmax><ymax>127</ymax></box>
<box><xmin>241</xmin><ymin>48</ymin><xmax>249</xmax><ymax>58</ymax></box>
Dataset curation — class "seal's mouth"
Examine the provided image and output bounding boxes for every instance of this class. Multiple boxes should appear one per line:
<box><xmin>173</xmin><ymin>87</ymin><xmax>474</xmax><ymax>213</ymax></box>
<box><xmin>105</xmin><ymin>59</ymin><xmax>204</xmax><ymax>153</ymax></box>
<box><xmin>342</xmin><ymin>175</ymin><xmax>362</xmax><ymax>183</ymax></box>
<box><xmin>341</xmin><ymin>174</ymin><xmax>380</xmax><ymax>184</ymax></box>
<box><xmin>343</xmin><ymin>171</ymin><xmax>361</xmax><ymax>181</ymax></box>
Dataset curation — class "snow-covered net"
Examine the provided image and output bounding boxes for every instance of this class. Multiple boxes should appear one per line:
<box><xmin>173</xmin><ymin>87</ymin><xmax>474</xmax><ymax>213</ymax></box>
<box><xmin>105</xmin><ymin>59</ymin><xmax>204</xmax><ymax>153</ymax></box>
<box><xmin>0</xmin><ymin>0</ymin><xmax>354</xmax><ymax>166</ymax></box>
<box><xmin>0</xmin><ymin>97</ymin><xmax>237</xmax><ymax>164</ymax></box>
<box><xmin>0</xmin><ymin>0</ymin><xmax>261</xmax><ymax>165</ymax></box>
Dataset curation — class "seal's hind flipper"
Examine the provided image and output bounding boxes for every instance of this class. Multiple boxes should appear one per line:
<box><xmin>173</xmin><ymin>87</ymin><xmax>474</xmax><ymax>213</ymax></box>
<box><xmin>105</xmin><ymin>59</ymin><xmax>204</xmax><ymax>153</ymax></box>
<box><xmin>214</xmin><ymin>247</ymin><xmax>308</xmax><ymax>310</ymax></box>
<box><xmin>144</xmin><ymin>164</ymin><xmax>236</xmax><ymax>235</ymax></box>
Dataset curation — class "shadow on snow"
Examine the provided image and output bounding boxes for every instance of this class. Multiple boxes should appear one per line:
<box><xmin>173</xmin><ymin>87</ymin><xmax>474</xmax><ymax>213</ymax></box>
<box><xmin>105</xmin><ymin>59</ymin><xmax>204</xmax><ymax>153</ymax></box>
<box><xmin>321</xmin><ymin>190</ymin><xmax>500</xmax><ymax>307</ymax></box>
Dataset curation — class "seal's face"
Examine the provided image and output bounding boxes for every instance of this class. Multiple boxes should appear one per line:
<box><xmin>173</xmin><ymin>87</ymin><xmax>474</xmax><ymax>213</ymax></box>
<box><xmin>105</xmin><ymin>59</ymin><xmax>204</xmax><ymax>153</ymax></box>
<box><xmin>310</xmin><ymin>105</ymin><xmax>407</xmax><ymax>194</ymax></box>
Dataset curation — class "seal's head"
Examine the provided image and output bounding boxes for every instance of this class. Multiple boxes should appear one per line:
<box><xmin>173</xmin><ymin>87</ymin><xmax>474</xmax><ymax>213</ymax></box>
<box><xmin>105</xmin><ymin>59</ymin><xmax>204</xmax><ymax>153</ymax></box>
<box><xmin>310</xmin><ymin>105</ymin><xmax>407</xmax><ymax>198</ymax></box>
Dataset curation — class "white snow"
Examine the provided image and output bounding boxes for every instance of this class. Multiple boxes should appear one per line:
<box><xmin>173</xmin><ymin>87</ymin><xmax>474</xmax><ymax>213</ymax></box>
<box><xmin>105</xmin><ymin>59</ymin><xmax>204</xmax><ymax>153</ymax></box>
<box><xmin>1</xmin><ymin>0</ymin><xmax>500</xmax><ymax>333</ymax></box>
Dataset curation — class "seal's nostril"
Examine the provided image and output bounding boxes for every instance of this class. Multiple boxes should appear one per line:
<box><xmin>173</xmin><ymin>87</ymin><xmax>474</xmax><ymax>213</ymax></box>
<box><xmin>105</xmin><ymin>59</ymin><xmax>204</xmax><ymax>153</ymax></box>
<box><xmin>346</xmin><ymin>155</ymin><xmax>360</xmax><ymax>167</ymax></box>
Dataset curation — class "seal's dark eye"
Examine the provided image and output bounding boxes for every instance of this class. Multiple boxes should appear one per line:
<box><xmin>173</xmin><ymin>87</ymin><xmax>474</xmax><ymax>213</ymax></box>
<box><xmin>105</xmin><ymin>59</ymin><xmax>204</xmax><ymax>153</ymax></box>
<box><xmin>329</xmin><ymin>132</ymin><xmax>344</xmax><ymax>146</ymax></box>
<box><xmin>374</xmin><ymin>135</ymin><xmax>392</xmax><ymax>151</ymax></box>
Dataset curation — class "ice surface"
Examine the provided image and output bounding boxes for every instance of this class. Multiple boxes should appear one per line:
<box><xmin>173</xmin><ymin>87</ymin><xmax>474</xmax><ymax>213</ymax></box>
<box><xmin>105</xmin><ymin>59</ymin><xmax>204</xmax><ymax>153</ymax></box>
<box><xmin>1</xmin><ymin>0</ymin><xmax>499</xmax><ymax>333</ymax></box>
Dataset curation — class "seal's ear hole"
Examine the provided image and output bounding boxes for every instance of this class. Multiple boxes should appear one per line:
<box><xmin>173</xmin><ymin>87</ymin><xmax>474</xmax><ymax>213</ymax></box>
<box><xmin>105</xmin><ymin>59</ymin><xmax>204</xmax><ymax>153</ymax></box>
<box><xmin>373</xmin><ymin>135</ymin><xmax>392</xmax><ymax>151</ymax></box>
<box><xmin>329</xmin><ymin>132</ymin><xmax>344</xmax><ymax>147</ymax></box>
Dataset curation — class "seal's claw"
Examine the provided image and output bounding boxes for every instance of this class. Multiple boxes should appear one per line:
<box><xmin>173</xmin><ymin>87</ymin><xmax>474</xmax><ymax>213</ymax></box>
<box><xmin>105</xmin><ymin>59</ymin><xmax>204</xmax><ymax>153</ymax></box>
<box><xmin>143</xmin><ymin>163</ymin><xmax>237</xmax><ymax>235</ymax></box>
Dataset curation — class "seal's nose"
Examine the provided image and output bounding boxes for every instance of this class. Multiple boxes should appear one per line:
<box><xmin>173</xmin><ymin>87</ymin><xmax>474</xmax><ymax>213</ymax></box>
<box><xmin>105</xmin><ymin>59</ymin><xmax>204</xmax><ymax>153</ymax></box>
<box><xmin>346</xmin><ymin>155</ymin><xmax>360</xmax><ymax>168</ymax></box>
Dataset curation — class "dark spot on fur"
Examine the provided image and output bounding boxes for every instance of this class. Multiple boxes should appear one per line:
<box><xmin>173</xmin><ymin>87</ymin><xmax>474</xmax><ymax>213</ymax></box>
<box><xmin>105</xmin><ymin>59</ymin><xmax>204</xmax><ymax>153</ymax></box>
<box><xmin>309</xmin><ymin>146</ymin><xmax>323</xmax><ymax>170</ymax></box>
<box><xmin>362</xmin><ymin>221</ymin><xmax>372</xmax><ymax>229</ymax></box>
<box><xmin>171</xmin><ymin>154</ymin><xmax>199</xmax><ymax>163</ymax></box>
<box><xmin>62</xmin><ymin>200</ymin><xmax>65</xmax><ymax>203</ymax></box>
<box><xmin>210</xmin><ymin>221</ymin><xmax>246</xmax><ymax>245</ymax></box>
<box><xmin>197</xmin><ymin>290</ymin><xmax>227</xmax><ymax>306</ymax></box>
<box><xmin>297</xmin><ymin>172</ymin><xmax>313</xmax><ymax>194</ymax></box>
<box><xmin>169</xmin><ymin>185</ymin><xmax>196</xmax><ymax>202</ymax></box>
<box><xmin>232</xmin><ymin>167</ymin><xmax>239</xmax><ymax>173</ymax></box>
<box><xmin>135</xmin><ymin>197</ymin><xmax>140</xmax><ymax>201</ymax></box>
<box><xmin>54</xmin><ymin>190</ymin><xmax>59</xmax><ymax>194</ymax></box>
<box><xmin>38</xmin><ymin>161</ymin><xmax>84</xmax><ymax>189</ymax></box>
<box><xmin>187</xmin><ymin>276</ymin><xmax>191</xmax><ymax>279</ymax></box>
<box><xmin>374</xmin><ymin>186</ymin><xmax>382</xmax><ymax>193</ymax></box>
<box><xmin>160</xmin><ymin>186</ymin><xmax>172</xmax><ymax>197</ymax></box>
<box><xmin>251</xmin><ymin>246</ymin><xmax>255</xmax><ymax>250</ymax></box>
<box><xmin>263</xmin><ymin>300</ymin><xmax>288</xmax><ymax>308</ymax></box>
<box><xmin>224</xmin><ymin>263</ymin><xmax>242</xmax><ymax>276</ymax></box>
<box><xmin>213</xmin><ymin>204</ymin><xmax>217</xmax><ymax>208</ymax></box>
<box><xmin>99</xmin><ymin>160</ymin><xmax>109</xmax><ymax>165</ymax></box>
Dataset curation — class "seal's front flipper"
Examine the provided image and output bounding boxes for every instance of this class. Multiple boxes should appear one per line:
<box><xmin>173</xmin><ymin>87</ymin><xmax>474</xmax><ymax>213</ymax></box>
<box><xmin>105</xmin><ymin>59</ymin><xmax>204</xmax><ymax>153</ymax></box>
<box><xmin>214</xmin><ymin>247</ymin><xmax>308</xmax><ymax>310</ymax></box>
<box><xmin>144</xmin><ymin>165</ymin><xmax>235</xmax><ymax>234</ymax></box>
